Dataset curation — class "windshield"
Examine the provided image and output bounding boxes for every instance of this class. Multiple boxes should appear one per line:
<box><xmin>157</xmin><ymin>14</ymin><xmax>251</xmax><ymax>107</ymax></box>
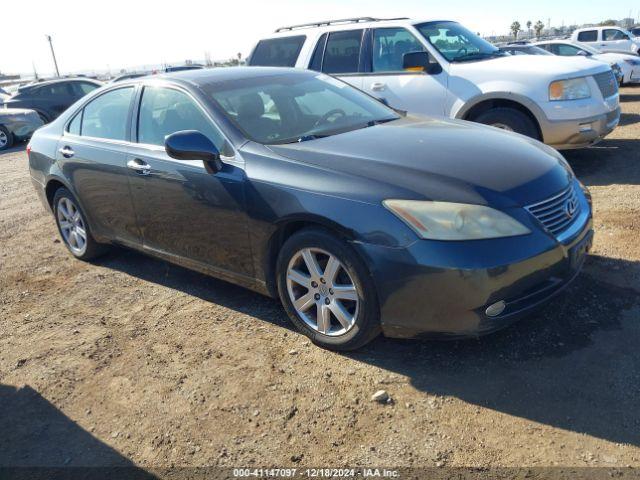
<box><xmin>416</xmin><ymin>21</ymin><xmax>506</xmax><ymax>62</ymax></box>
<box><xmin>204</xmin><ymin>73</ymin><xmax>399</xmax><ymax>144</ymax></box>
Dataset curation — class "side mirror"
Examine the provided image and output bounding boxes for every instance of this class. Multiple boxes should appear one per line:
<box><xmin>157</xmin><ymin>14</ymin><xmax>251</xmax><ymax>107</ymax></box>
<box><xmin>576</xmin><ymin>50</ymin><xmax>589</xmax><ymax>56</ymax></box>
<box><xmin>402</xmin><ymin>51</ymin><xmax>443</xmax><ymax>75</ymax></box>
<box><xmin>165</xmin><ymin>130</ymin><xmax>222</xmax><ymax>173</ymax></box>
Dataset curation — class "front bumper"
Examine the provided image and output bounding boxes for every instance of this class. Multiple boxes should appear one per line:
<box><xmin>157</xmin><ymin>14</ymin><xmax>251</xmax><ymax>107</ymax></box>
<box><xmin>541</xmin><ymin>107</ymin><xmax>620</xmax><ymax>150</ymax></box>
<box><xmin>354</xmin><ymin>191</ymin><xmax>593</xmax><ymax>339</ymax></box>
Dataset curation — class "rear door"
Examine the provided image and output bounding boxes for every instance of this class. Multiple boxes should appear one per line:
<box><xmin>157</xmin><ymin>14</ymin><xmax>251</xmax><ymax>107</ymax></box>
<box><xmin>126</xmin><ymin>85</ymin><xmax>253</xmax><ymax>276</ymax></box>
<box><xmin>359</xmin><ymin>27</ymin><xmax>447</xmax><ymax>116</ymax></box>
<box><xmin>55</xmin><ymin>86</ymin><xmax>141</xmax><ymax>245</ymax></box>
<box><xmin>576</xmin><ymin>29</ymin><xmax>599</xmax><ymax>49</ymax></box>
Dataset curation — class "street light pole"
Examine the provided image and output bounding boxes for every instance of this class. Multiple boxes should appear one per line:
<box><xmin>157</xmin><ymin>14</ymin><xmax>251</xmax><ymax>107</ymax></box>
<box><xmin>45</xmin><ymin>35</ymin><xmax>60</xmax><ymax>77</ymax></box>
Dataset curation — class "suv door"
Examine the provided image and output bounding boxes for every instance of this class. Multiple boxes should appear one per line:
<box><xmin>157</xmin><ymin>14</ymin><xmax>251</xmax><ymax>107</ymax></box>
<box><xmin>56</xmin><ymin>86</ymin><xmax>141</xmax><ymax>245</ymax></box>
<box><xmin>359</xmin><ymin>27</ymin><xmax>447</xmax><ymax>116</ymax></box>
<box><xmin>311</xmin><ymin>29</ymin><xmax>365</xmax><ymax>90</ymax></box>
<box><xmin>127</xmin><ymin>85</ymin><xmax>253</xmax><ymax>277</ymax></box>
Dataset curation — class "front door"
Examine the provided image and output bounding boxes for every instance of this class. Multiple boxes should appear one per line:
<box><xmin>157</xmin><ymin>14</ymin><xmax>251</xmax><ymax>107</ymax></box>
<box><xmin>126</xmin><ymin>85</ymin><xmax>254</xmax><ymax>277</ymax></box>
<box><xmin>358</xmin><ymin>27</ymin><xmax>448</xmax><ymax>117</ymax></box>
<box><xmin>601</xmin><ymin>29</ymin><xmax>633</xmax><ymax>53</ymax></box>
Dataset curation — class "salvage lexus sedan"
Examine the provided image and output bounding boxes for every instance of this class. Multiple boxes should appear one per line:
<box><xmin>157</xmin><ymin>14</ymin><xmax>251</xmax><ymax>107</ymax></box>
<box><xmin>28</xmin><ymin>67</ymin><xmax>593</xmax><ymax>350</ymax></box>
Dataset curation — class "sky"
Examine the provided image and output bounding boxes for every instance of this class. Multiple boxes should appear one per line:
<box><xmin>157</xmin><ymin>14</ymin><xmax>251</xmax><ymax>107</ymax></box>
<box><xmin>1</xmin><ymin>0</ymin><xmax>638</xmax><ymax>77</ymax></box>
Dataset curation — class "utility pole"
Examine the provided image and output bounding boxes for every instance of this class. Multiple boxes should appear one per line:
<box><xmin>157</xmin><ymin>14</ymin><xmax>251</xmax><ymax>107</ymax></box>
<box><xmin>45</xmin><ymin>35</ymin><xmax>60</xmax><ymax>77</ymax></box>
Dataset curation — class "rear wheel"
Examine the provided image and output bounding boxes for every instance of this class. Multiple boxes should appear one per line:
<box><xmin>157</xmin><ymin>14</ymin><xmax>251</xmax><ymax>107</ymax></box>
<box><xmin>473</xmin><ymin>107</ymin><xmax>540</xmax><ymax>140</ymax></box>
<box><xmin>53</xmin><ymin>187</ymin><xmax>108</xmax><ymax>260</ymax></box>
<box><xmin>0</xmin><ymin>126</ymin><xmax>13</xmax><ymax>151</ymax></box>
<box><xmin>276</xmin><ymin>228</ymin><xmax>381</xmax><ymax>351</ymax></box>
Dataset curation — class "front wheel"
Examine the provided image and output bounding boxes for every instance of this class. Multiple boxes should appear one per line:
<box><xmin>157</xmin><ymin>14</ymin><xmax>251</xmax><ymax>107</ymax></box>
<box><xmin>276</xmin><ymin>228</ymin><xmax>381</xmax><ymax>351</ymax></box>
<box><xmin>473</xmin><ymin>107</ymin><xmax>540</xmax><ymax>141</ymax></box>
<box><xmin>53</xmin><ymin>187</ymin><xmax>108</xmax><ymax>260</ymax></box>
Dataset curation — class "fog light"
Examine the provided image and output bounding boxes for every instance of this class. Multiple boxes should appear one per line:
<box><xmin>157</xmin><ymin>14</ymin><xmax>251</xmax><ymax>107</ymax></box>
<box><xmin>579</xmin><ymin>123</ymin><xmax>593</xmax><ymax>133</ymax></box>
<box><xmin>485</xmin><ymin>301</ymin><xmax>506</xmax><ymax>317</ymax></box>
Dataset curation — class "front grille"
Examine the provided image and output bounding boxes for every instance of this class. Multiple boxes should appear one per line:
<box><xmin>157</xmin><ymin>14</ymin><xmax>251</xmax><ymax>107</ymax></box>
<box><xmin>593</xmin><ymin>70</ymin><xmax>618</xmax><ymax>99</ymax></box>
<box><xmin>526</xmin><ymin>184</ymin><xmax>581</xmax><ymax>237</ymax></box>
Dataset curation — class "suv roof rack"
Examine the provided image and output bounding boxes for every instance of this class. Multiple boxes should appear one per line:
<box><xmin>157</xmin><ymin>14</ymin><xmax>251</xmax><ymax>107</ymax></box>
<box><xmin>275</xmin><ymin>17</ymin><xmax>409</xmax><ymax>32</ymax></box>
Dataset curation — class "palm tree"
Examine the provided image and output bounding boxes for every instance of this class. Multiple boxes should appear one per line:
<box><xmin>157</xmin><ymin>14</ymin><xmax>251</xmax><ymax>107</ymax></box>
<box><xmin>510</xmin><ymin>21</ymin><xmax>521</xmax><ymax>39</ymax></box>
<box><xmin>534</xmin><ymin>20</ymin><xmax>545</xmax><ymax>38</ymax></box>
<box><xmin>526</xmin><ymin>20</ymin><xmax>532</xmax><ymax>38</ymax></box>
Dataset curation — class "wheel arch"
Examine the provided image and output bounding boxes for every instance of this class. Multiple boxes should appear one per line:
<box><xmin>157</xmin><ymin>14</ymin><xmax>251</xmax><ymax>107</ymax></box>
<box><xmin>263</xmin><ymin>215</ymin><xmax>357</xmax><ymax>298</ymax></box>
<box><xmin>455</xmin><ymin>93</ymin><xmax>545</xmax><ymax>142</ymax></box>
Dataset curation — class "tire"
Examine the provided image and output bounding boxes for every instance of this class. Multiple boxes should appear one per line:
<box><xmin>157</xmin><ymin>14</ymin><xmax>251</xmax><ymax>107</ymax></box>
<box><xmin>53</xmin><ymin>187</ymin><xmax>108</xmax><ymax>261</ymax></box>
<box><xmin>276</xmin><ymin>227</ymin><xmax>381</xmax><ymax>351</ymax></box>
<box><xmin>473</xmin><ymin>107</ymin><xmax>540</xmax><ymax>140</ymax></box>
<box><xmin>0</xmin><ymin>126</ymin><xmax>14</xmax><ymax>151</ymax></box>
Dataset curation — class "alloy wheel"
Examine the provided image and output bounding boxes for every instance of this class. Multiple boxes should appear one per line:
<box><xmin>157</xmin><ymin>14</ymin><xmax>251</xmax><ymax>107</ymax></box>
<box><xmin>286</xmin><ymin>248</ymin><xmax>359</xmax><ymax>336</ymax></box>
<box><xmin>57</xmin><ymin>197</ymin><xmax>88</xmax><ymax>255</ymax></box>
<box><xmin>0</xmin><ymin>130</ymin><xmax>7</xmax><ymax>148</ymax></box>
<box><xmin>491</xmin><ymin>122</ymin><xmax>515</xmax><ymax>132</ymax></box>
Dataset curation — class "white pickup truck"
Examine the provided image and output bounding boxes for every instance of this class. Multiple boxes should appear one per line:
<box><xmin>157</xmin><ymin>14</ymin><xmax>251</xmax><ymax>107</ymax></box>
<box><xmin>249</xmin><ymin>17</ymin><xmax>621</xmax><ymax>150</ymax></box>
<box><xmin>571</xmin><ymin>26</ymin><xmax>640</xmax><ymax>56</ymax></box>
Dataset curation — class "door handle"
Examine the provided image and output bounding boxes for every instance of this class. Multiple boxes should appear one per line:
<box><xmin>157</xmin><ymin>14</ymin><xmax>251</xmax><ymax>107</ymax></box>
<box><xmin>371</xmin><ymin>82</ymin><xmax>386</xmax><ymax>91</ymax></box>
<box><xmin>127</xmin><ymin>159</ymin><xmax>151</xmax><ymax>175</ymax></box>
<box><xmin>58</xmin><ymin>146</ymin><xmax>74</xmax><ymax>158</ymax></box>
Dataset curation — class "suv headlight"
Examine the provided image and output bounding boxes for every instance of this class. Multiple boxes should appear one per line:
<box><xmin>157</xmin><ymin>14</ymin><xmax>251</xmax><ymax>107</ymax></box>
<box><xmin>383</xmin><ymin>200</ymin><xmax>531</xmax><ymax>241</ymax></box>
<box><xmin>549</xmin><ymin>77</ymin><xmax>591</xmax><ymax>101</ymax></box>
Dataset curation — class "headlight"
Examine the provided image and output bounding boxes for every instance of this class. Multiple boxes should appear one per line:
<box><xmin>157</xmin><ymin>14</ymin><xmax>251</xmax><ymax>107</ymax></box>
<box><xmin>383</xmin><ymin>200</ymin><xmax>531</xmax><ymax>241</ymax></box>
<box><xmin>549</xmin><ymin>77</ymin><xmax>591</xmax><ymax>101</ymax></box>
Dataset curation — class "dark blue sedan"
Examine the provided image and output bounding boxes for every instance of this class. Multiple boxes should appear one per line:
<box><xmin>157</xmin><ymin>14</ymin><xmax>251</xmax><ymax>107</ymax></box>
<box><xmin>27</xmin><ymin>67</ymin><xmax>593</xmax><ymax>350</ymax></box>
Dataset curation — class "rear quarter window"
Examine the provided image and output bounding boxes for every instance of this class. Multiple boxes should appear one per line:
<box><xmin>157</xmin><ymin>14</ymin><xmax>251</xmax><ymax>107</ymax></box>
<box><xmin>577</xmin><ymin>30</ymin><xmax>598</xmax><ymax>42</ymax></box>
<box><xmin>249</xmin><ymin>36</ymin><xmax>306</xmax><ymax>67</ymax></box>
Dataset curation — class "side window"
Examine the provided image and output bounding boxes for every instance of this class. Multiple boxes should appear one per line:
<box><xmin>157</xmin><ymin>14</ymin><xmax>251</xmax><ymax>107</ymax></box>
<box><xmin>249</xmin><ymin>36</ymin><xmax>306</xmax><ymax>67</ymax></box>
<box><xmin>67</xmin><ymin>112</ymin><xmax>82</xmax><ymax>135</ymax></box>
<box><xmin>73</xmin><ymin>82</ymin><xmax>100</xmax><ymax>96</ymax></box>
<box><xmin>603</xmin><ymin>29</ymin><xmax>628</xmax><ymax>41</ymax></box>
<box><xmin>81</xmin><ymin>87</ymin><xmax>134</xmax><ymax>141</ymax></box>
<box><xmin>309</xmin><ymin>33</ymin><xmax>328</xmax><ymax>71</ymax></box>
<box><xmin>556</xmin><ymin>44</ymin><xmax>582</xmax><ymax>56</ymax></box>
<box><xmin>137</xmin><ymin>87</ymin><xmax>225</xmax><ymax>150</ymax></box>
<box><xmin>577</xmin><ymin>30</ymin><xmax>598</xmax><ymax>42</ymax></box>
<box><xmin>40</xmin><ymin>82</ymin><xmax>72</xmax><ymax>97</ymax></box>
<box><xmin>372</xmin><ymin>28</ymin><xmax>425</xmax><ymax>72</ymax></box>
<box><xmin>322</xmin><ymin>30</ymin><xmax>363</xmax><ymax>74</ymax></box>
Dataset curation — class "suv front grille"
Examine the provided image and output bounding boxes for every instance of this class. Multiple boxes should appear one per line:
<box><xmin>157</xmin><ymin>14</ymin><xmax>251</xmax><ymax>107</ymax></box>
<box><xmin>593</xmin><ymin>70</ymin><xmax>618</xmax><ymax>99</ymax></box>
<box><xmin>526</xmin><ymin>184</ymin><xmax>581</xmax><ymax>237</ymax></box>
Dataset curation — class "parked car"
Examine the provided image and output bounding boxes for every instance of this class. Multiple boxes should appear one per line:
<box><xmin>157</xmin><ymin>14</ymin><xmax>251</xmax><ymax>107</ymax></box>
<box><xmin>0</xmin><ymin>108</ymin><xmax>43</xmax><ymax>150</ymax></box>
<box><xmin>28</xmin><ymin>67</ymin><xmax>593</xmax><ymax>350</ymax></box>
<box><xmin>1</xmin><ymin>78</ymin><xmax>102</xmax><ymax>123</ymax></box>
<box><xmin>498</xmin><ymin>44</ymin><xmax>554</xmax><ymax>56</ymax></box>
<box><xmin>571</xmin><ymin>26</ymin><xmax>640</xmax><ymax>55</ymax></box>
<box><xmin>164</xmin><ymin>65</ymin><xmax>204</xmax><ymax>72</ymax></box>
<box><xmin>535</xmin><ymin>40</ymin><xmax>638</xmax><ymax>85</ymax></box>
<box><xmin>631</xmin><ymin>27</ymin><xmax>640</xmax><ymax>37</ymax></box>
<box><xmin>249</xmin><ymin>17</ymin><xmax>620</xmax><ymax>150</ymax></box>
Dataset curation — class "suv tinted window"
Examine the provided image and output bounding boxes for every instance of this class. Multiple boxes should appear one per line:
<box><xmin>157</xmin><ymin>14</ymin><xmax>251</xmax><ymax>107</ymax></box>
<box><xmin>249</xmin><ymin>36</ymin><xmax>306</xmax><ymax>67</ymax></box>
<box><xmin>603</xmin><ymin>29</ymin><xmax>628</xmax><ymax>41</ymax></box>
<box><xmin>577</xmin><ymin>30</ymin><xmax>598</xmax><ymax>42</ymax></box>
<box><xmin>373</xmin><ymin>28</ymin><xmax>425</xmax><ymax>72</ymax></box>
<box><xmin>137</xmin><ymin>86</ymin><xmax>224</xmax><ymax>149</ymax></box>
<box><xmin>37</xmin><ymin>82</ymin><xmax>72</xmax><ymax>97</ymax></box>
<box><xmin>309</xmin><ymin>33</ymin><xmax>328</xmax><ymax>71</ymax></box>
<box><xmin>322</xmin><ymin>30</ymin><xmax>363</xmax><ymax>74</ymax></box>
<box><xmin>81</xmin><ymin>87</ymin><xmax>133</xmax><ymax>140</ymax></box>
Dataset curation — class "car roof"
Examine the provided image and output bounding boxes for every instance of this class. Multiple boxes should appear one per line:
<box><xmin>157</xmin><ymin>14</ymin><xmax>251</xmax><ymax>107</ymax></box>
<box><xmin>116</xmin><ymin>66</ymin><xmax>318</xmax><ymax>88</ymax></box>
<box><xmin>19</xmin><ymin>77</ymin><xmax>101</xmax><ymax>92</ymax></box>
<box><xmin>263</xmin><ymin>17</ymin><xmax>454</xmax><ymax>39</ymax></box>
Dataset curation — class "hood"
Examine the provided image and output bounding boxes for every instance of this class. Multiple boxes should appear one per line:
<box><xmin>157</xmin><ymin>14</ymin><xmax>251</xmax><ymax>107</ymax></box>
<box><xmin>268</xmin><ymin>115</ymin><xmax>572</xmax><ymax>208</ymax></box>
<box><xmin>595</xmin><ymin>52</ymin><xmax>639</xmax><ymax>63</ymax></box>
<box><xmin>451</xmin><ymin>54</ymin><xmax>610</xmax><ymax>79</ymax></box>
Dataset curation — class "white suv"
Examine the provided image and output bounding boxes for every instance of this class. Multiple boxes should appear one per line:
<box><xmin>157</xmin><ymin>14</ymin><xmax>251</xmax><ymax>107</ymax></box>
<box><xmin>249</xmin><ymin>17</ymin><xmax>621</xmax><ymax>150</ymax></box>
<box><xmin>571</xmin><ymin>26</ymin><xmax>640</xmax><ymax>56</ymax></box>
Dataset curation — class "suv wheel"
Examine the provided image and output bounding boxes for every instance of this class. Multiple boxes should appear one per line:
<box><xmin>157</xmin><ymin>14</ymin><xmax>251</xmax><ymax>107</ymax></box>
<box><xmin>53</xmin><ymin>188</ymin><xmax>108</xmax><ymax>260</ymax></box>
<box><xmin>0</xmin><ymin>126</ymin><xmax>13</xmax><ymax>151</ymax></box>
<box><xmin>473</xmin><ymin>108</ymin><xmax>539</xmax><ymax>140</ymax></box>
<box><xmin>276</xmin><ymin>228</ymin><xmax>381</xmax><ymax>351</ymax></box>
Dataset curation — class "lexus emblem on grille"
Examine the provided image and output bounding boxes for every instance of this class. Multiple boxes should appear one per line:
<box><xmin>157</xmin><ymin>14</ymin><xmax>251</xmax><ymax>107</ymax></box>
<box><xmin>565</xmin><ymin>198</ymin><xmax>577</xmax><ymax>218</ymax></box>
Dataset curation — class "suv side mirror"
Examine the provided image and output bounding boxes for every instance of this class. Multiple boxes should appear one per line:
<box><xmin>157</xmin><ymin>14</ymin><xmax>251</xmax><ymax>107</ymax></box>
<box><xmin>402</xmin><ymin>51</ymin><xmax>443</xmax><ymax>75</ymax></box>
<box><xmin>165</xmin><ymin>130</ymin><xmax>223</xmax><ymax>173</ymax></box>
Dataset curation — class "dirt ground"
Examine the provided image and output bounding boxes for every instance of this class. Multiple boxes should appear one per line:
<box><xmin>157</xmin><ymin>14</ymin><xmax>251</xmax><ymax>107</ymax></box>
<box><xmin>1</xmin><ymin>87</ymin><xmax>639</xmax><ymax>473</ymax></box>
